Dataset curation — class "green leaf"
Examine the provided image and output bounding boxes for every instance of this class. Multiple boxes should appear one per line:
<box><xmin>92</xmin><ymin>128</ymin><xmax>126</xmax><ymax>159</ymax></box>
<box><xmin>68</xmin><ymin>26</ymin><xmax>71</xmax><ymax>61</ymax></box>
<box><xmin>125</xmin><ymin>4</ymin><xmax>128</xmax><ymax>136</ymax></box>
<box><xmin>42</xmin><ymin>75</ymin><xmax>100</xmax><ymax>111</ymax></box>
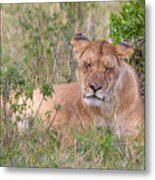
<box><xmin>40</xmin><ymin>82</ymin><xmax>54</xmax><ymax>97</ymax></box>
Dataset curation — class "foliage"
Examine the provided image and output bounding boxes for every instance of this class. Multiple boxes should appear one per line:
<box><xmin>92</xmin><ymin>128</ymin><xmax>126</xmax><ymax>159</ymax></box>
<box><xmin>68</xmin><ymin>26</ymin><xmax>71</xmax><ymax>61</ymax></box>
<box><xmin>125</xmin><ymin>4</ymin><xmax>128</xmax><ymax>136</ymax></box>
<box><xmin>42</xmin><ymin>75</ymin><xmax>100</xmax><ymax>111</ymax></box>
<box><xmin>40</xmin><ymin>82</ymin><xmax>54</xmax><ymax>97</ymax></box>
<box><xmin>1</xmin><ymin>2</ymin><xmax>119</xmax><ymax>85</ymax></box>
<box><xmin>1</xmin><ymin>65</ymin><xmax>34</xmax><ymax>97</ymax></box>
<box><xmin>0</xmin><ymin>119</ymin><xmax>144</xmax><ymax>169</ymax></box>
<box><xmin>109</xmin><ymin>0</ymin><xmax>145</xmax><ymax>75</ymax></box>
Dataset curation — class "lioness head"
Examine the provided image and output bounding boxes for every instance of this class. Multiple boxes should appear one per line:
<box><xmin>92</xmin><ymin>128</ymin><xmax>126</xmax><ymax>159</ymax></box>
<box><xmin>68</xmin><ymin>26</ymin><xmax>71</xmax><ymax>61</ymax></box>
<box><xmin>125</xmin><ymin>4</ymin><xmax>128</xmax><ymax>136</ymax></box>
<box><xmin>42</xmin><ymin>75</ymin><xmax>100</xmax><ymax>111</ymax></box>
<box><xmin>71</xmin><ymin>33</ymin><xmax>133</xmax><ymax>107</ymax></box>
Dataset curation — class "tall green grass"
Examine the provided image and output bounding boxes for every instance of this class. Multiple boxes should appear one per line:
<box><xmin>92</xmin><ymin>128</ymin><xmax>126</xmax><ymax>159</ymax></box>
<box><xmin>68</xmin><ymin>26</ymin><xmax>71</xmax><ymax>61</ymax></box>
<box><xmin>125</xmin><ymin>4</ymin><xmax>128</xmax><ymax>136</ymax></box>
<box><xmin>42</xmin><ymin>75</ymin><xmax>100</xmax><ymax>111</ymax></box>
<box><xmin>0</xmin><ymin>117</ymin><xmax>144</xmax><ymax>169</ymax></box>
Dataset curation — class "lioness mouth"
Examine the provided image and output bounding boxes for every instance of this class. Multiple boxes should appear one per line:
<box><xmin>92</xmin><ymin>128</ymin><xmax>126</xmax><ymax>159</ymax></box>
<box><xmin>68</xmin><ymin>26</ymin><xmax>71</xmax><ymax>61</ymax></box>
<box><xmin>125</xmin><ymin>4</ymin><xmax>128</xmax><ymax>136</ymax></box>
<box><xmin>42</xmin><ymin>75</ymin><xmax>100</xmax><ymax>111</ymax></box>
<box><xmin>84</xmin><ymin>95</ymin><xmax>105</xmax><ymax>101</ymax></box>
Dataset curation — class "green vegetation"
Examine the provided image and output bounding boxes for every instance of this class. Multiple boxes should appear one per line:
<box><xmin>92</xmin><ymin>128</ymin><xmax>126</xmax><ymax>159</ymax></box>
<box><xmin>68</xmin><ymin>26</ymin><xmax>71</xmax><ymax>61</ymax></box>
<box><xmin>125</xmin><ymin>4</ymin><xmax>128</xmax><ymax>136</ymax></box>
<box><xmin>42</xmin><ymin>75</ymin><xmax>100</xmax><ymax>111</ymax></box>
<box><xmin>1</xmin><ymin>1</ymin><xmax>144</xmax><ymax>169</ymax></box>
<box><xmin>109</xmin><ymin>0</ymin><xmax>145</xmax><ymax>96</ymax></box>
<box><xmin>1</xmin><ymin>119</ymin><xmax>144</xmax><ymax>169</ymax></box>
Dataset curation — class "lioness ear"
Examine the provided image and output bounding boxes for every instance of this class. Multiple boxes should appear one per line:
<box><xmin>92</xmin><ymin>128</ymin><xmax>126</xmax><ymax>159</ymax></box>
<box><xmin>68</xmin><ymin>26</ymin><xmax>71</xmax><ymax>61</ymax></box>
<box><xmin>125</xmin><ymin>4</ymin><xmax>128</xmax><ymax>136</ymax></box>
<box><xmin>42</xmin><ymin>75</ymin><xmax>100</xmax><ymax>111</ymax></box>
<box><xmin>115</xmin><ymin>40</ymin><xmax>134</xmax><ymax>59</ymax></box>
<box><xmin>71</xmin><ymin>33</ymin><xmax>90</xmax><ymax>54</ymax></box>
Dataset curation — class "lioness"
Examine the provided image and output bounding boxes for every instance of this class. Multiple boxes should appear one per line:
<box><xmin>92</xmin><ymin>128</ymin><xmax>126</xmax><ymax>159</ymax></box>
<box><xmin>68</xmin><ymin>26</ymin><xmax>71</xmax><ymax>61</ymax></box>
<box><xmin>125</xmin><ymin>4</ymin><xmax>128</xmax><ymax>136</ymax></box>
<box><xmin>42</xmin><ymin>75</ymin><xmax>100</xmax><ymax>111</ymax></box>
<box><xmin>7</xmin><ymin>33</ymin><xmax>144</xmax><ymax>146</ymax></box>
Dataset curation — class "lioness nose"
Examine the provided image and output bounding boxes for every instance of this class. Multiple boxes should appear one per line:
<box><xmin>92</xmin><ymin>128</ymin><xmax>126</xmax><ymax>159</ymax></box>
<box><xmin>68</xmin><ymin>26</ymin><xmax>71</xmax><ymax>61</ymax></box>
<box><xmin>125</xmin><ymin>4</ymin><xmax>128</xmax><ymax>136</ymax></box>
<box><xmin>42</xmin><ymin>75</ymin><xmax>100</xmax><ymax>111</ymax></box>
<box><xmin>89</xmin><ymin>82</ymin><xmax>102</xmax><ymax>92</ymax></box>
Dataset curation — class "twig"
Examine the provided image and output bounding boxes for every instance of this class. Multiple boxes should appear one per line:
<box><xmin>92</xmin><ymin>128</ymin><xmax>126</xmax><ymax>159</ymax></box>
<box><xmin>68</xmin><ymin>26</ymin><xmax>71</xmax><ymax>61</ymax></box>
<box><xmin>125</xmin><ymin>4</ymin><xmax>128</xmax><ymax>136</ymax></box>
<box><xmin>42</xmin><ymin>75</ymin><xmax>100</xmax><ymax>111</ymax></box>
<box><xmin>46</xmin><ymin>110</ymin><xmax>58</xmax><ymax>130</ymax></box>
<box><xmin>29</xmin><ymin>96</ymin><xmax>45</xmax><ymax>128</ymax></box>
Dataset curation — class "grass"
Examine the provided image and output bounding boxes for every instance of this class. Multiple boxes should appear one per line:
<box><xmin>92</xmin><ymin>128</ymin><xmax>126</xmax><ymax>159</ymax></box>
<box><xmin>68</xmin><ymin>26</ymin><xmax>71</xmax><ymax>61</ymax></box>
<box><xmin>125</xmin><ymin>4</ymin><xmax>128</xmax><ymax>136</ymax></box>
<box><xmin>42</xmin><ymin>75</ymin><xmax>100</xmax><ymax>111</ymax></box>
<box><xmin>0</xmin><ymin>117</ymin><xmax>144</xmax><ymax>169</ymax></box>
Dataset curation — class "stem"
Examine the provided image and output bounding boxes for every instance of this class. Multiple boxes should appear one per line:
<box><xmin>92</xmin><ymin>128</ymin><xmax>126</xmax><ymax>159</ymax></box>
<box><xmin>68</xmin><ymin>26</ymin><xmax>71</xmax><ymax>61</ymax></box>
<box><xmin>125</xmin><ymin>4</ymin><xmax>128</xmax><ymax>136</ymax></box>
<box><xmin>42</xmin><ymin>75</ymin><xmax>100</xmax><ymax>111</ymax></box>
<box><xmin>29</xmin><ymin>96</ymin><xmax>45</xmax><ymax>128</ymax></box>
<box><xmin>2</xmin><ymin>95</ymin><xmax>9</xmax><ymax>142</ymax></box>
<box><xmin>46</xmin><ymin>110</ymin><xmax>58</xmax><ymax>130</ymax></box>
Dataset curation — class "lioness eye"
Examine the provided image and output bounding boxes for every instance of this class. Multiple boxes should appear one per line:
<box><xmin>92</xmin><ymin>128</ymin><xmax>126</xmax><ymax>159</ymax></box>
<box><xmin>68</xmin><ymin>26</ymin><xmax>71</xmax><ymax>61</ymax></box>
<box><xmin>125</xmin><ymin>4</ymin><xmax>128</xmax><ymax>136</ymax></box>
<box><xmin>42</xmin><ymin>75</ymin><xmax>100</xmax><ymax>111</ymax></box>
<box><xmin>105</xmin><ymin>67</ymin><xmax>114</xmax><ymax>73</ymax></box>
<box><xmin>83</xmin><ymin>61</ymin><xmax>91</xmax><ymax>69</ymax></box>
<box><xmin>105</xmin><ymin>67</ymin><xmax>110</xmax><ymax>72</ymax></box>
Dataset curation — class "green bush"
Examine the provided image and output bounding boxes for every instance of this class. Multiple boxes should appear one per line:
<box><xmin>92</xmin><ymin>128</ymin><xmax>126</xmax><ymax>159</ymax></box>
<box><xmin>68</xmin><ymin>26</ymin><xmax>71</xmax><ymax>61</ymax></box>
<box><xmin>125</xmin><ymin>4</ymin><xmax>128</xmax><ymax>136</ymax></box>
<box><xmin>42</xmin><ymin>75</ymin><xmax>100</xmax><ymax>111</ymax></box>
<box><xmin>109</xmin><ymin>0</ymin><xmax>145</xmax><ymax>75</ymax></box>
<box><xmin>0</xmin><ymin>119</ymin><xmax>144</xmax><ymax>169</ymax></box>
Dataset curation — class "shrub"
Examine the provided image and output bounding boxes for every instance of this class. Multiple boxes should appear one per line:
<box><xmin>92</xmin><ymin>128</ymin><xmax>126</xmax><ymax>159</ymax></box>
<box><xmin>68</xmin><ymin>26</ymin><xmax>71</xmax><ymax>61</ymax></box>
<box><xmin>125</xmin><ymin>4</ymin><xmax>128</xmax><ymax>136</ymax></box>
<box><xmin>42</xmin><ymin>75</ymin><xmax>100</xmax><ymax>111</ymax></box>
<box><xmin>109</xmin><ymin>0</ymin><xmax>145</xmax><ymax>97</ymax></box>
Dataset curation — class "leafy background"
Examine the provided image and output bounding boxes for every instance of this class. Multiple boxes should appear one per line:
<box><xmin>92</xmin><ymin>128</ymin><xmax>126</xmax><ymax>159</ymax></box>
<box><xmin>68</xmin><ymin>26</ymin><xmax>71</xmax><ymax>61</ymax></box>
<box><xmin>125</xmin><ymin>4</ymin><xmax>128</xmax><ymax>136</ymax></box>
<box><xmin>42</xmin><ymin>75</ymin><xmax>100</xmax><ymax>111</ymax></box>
<box><xmin>0</xmin><ymin>0</ymin><xmax>145</xmax><ymax>169</ymax></box>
